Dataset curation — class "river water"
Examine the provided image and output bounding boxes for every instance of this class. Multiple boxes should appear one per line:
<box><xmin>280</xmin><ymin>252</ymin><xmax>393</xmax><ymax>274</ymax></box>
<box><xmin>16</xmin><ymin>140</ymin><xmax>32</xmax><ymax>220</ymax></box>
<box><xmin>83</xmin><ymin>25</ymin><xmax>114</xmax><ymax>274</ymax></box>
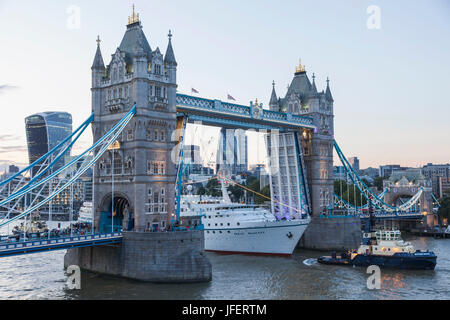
<box><xmin>0</xmin><ymin>231</ymin><xmax>448</xmax><ymax>300</ymax></box>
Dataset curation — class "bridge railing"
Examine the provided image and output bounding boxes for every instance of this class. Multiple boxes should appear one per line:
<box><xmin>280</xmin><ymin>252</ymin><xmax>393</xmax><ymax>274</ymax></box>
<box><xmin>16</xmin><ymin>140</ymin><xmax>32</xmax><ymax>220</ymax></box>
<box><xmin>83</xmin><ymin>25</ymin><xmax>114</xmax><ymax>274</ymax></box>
<box><xmin>176</xmin><ymin>94</ymin><xmax>314</xmax><ymax>128</ymax></box>
<box><xmin>0</xmin><ymin>232</ymin><xmax>122</xmax><ymax>251</ymax></box>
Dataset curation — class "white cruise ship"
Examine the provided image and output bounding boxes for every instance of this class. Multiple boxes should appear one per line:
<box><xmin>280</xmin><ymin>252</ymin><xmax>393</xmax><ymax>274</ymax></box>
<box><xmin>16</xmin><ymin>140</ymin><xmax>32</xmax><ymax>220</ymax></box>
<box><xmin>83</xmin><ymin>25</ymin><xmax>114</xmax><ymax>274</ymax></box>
<box><xmin>180</xmin><ymin>183</ymin><xmax>310</xmax><ymax>256</ymax></box>
<box><xmin>77</xmin><ymin>201</ymin><xmax>93</xmax><ymax>224</ymax></box>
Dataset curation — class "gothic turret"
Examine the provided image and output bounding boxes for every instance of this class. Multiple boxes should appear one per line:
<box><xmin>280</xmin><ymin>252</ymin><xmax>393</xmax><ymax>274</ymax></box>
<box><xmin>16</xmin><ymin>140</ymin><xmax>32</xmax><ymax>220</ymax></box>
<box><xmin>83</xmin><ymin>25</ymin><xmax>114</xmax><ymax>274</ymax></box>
<box><xmin>325</xmin><ymin>77</ymin><xmax>334</xmax><ymax>102</ymax></box>
<box><xmin>310</xmin><ymin>73</ymin><xmax>318</xmax><ymax>97</ymax></box>
<box><xmin>91</xmin><ymin>36</ymin><xmax>105</xmax><ymax>89</ymax></box>
<box><xmin>92</xmin><ymin>36</ymin><xmax>105</xmax><ymax>70</ymax></box>
<box><xmin>164</xmin><ymin>30</ymin><xmax>177</xmax><ymax>87</ymax></box>
<box><xmin>164</xmin><ymin>30</ymin><xmax>177</xmax><ymax>66</ymax></box>
<box><xmin>269</xmin><ymin>81</ymin><xmax>279</xmax><ymax>111</ymax></box>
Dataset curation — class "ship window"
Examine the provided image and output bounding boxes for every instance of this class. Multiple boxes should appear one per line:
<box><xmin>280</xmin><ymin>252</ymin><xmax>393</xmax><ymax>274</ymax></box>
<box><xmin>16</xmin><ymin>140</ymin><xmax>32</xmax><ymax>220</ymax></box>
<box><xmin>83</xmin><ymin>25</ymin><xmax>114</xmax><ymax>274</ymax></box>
<box><xmin>227</xmin><ymin>223</ymin><xmax>230</xmax><ymax>226</ymax></box>
<box><xmin>207</xmin><ymin>231</ymin><xmax>209</xmax><ymax>234</ymax></box>
<box><xmin>213</xmin><ymin>231</ymin><xmax>215</xmax><ymax>234</ymax></box>
<box><xmin>228</xmin><ymin>231</ymin><xmax>231</xmax><ymax>233</ymax></box>
<box><xmin>237</xmin><ymin>222</ymin><xmax>240</xmax><ymax>226</ymax></box>
<box><xmin>215</xmin><ymin>223</ymin><xmax>217</xmax><ymax>226</ymax></box>
<box><xmin>220</xmin><ymin>223</ymin><xmax>223</xmax><ymax>226</ymax></box>
<box><xmin>219</xmin><ymin>231</ymin><xmax>222</xmax><ymax>234</ymax></box>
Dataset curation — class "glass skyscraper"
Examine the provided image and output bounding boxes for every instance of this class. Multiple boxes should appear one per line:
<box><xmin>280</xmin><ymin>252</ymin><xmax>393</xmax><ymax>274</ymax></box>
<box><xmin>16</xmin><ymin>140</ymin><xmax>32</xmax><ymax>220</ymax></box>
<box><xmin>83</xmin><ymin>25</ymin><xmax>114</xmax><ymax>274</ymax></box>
<box><xmin>25</xmin><ymin>112</ymin><xmax>72</xmax><ymax>175</ymax></box>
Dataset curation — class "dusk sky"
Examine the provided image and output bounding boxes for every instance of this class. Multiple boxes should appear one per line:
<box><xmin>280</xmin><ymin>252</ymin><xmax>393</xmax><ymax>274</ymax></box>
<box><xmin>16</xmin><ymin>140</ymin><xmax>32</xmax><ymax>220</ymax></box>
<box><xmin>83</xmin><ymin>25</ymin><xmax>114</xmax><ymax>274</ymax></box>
<box><xmin>0</xmin><ymin>0</ymin><xmax>449</xmax><ymax>171</ymax></box>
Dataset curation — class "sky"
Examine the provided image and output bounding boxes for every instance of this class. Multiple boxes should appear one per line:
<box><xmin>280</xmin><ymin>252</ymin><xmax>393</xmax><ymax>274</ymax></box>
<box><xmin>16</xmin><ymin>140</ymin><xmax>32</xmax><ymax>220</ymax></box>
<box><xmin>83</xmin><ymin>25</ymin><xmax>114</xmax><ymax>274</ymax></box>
<box><xmin>0</xmin><ymin>0</ymin><xmax>449</xmax><ymax>172</ymax></box>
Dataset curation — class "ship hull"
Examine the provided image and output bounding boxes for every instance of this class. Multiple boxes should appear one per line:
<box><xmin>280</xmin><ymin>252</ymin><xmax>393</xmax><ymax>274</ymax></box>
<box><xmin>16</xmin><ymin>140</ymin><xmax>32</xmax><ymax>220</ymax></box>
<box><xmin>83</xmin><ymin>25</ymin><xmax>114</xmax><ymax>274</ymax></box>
<box><xmin>352</xmin><ymin>253</ymin><xmax>437</xmax><ymax>270</ymax></box>
<box><xmin>204</xmin><ymin>221</ymin><xmax>309</xmax><ymax>256</ymax></box>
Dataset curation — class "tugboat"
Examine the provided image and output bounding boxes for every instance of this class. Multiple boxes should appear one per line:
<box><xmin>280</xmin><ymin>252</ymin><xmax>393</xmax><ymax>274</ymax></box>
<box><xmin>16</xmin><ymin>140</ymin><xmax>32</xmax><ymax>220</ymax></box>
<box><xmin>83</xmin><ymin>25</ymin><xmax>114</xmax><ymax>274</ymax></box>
<box><xmin>318</xmin><ymin>203</ymin><xmax>437</xmax><ymax>270</ymax></box>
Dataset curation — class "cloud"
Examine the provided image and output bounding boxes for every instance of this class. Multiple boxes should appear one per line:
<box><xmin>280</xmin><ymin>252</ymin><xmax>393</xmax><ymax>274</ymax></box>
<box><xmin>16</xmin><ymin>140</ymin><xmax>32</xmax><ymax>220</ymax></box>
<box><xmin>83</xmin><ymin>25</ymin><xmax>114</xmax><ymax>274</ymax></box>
<box><xmin>0</xmin><ymin>134</ymin><xmax>21</xmax><ymax>142</ymax></box>
<box><xmin>0</xmin><ymin>146</ymin><xmax>28</xmax><ymax>154</ymax></box>
<box><xmin>0</xmin><ymin>84</ymin><xmax>19</xmax><ymax>94</ymax></box>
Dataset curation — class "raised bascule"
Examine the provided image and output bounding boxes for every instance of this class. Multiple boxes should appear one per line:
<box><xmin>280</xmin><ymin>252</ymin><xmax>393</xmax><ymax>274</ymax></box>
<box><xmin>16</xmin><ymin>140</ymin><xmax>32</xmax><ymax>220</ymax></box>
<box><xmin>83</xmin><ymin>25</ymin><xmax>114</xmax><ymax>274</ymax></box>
<box><xmin>0</xmin><ymin>6</ymin><xmax>436</xmax><ymax>279</ymax></box>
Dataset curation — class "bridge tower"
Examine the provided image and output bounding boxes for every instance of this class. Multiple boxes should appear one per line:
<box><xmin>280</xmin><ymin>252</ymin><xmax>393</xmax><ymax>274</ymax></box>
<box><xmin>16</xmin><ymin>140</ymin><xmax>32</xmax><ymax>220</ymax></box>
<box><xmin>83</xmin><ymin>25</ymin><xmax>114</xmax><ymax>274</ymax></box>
<box><xmin>91</xmin><ymin>9</ymin><xmax>177</xmax><ymax>232</ymax></box>
<box><xmin>64</xmin><ymin>7</ymin><xmax>211</xmax><ymax>283</ymax></box>
<box><xmin>269</xmin><ymin>61</ymin><xmax>334</xmax><ymax>216</ymax></box>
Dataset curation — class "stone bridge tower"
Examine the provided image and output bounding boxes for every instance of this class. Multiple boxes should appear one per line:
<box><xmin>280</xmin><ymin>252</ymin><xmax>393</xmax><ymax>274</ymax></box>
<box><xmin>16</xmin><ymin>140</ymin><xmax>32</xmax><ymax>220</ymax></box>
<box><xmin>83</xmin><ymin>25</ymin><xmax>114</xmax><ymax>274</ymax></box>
<box><xmin>269</xmin><ymin>61</ymin><xmax>334</xmax><ymax>216</ymax></box>
<box><xmin>91</xmin><ymin>8</ymin><xmax>178</xmax><ymax>232</ymax></box>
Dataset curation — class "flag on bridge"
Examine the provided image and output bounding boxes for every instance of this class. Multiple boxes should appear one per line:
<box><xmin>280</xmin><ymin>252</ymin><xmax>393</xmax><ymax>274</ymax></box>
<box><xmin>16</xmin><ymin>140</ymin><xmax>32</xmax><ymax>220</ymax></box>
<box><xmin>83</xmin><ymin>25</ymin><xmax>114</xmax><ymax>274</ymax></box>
<box><xmin>227</xmin><ymin>94</ymin><xmax>236</xmax><ymax>101</ymax></box>
<box><xmin>191</xmin><ymin>88</ymin><xmax>199</xmax><ymax>94</ymax></box>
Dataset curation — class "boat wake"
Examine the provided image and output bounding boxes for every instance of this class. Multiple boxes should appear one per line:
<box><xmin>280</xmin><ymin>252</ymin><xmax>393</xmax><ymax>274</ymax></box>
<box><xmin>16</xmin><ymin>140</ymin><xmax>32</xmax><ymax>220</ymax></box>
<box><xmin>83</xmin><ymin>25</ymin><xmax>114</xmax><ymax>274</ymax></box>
<box><xmin>303</xmin><ymin>258</ymin><xmax>318</xmax><ymax>266</ymax></box>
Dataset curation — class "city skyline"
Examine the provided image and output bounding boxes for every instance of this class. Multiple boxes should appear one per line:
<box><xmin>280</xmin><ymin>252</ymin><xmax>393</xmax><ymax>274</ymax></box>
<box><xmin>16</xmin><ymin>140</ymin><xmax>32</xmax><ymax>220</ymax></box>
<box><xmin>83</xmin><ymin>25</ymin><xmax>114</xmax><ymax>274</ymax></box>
<box><xmin>0</xmin><ymin>0</ymin><xmax>449</xmax><ymax>172</ymax></box>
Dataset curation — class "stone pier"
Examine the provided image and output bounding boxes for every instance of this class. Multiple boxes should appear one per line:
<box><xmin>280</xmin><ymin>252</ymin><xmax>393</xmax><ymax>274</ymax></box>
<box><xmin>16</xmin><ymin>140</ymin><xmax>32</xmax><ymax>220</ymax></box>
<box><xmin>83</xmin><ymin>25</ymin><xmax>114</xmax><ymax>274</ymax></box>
<box><xmin>299</xmin><ymin>216</ymin><xmax>362</xmax><ymax>251</ymax></box>
<box><xmin>64</xmin><ymin>231</ymin><xmax>212</xmax><ymax>283</ymax></box>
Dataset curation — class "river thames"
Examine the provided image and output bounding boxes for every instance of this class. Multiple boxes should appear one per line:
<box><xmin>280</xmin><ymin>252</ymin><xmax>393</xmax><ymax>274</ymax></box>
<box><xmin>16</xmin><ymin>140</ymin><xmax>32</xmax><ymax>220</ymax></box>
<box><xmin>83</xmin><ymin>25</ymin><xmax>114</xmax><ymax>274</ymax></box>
<box><xmin>0</xmin><ymin>231</ymin><xmax>448</xmax><ymax>300</ymax></box>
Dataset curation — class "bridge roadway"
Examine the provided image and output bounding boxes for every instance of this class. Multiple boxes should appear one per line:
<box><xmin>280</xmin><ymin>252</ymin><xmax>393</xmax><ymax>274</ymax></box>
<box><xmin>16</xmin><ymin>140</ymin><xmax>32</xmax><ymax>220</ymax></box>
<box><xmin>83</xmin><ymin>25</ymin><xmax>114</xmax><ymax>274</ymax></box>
<box><xmin>0</xmin><ymin>232</ymin><xmax>122</xmax><ymax>258</ymax></box>
<box><xmin>321</xmin><ymin>212</ymin><xmax>424</xmax><ymax>220</ymax></box>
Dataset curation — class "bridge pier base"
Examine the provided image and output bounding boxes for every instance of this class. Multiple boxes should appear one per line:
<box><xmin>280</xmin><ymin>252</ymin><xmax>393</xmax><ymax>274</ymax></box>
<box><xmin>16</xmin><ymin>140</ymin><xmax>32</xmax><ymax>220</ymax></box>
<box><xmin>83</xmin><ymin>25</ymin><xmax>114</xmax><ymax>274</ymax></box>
<box><xmin>64</xmin><ymin>231</ymin><xmax>212</xmax><ymax>283</ymax></box>
<box><xmin>298</xmin><ymin>216</ymin><xmax>362</xmax><ymax>251</ymax></box>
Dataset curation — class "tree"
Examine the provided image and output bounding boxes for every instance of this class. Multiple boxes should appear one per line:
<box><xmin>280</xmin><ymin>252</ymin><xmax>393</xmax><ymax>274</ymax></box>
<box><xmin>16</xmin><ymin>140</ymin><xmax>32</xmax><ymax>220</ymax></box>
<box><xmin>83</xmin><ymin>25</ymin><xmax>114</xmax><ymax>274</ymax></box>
<box><xmin>228</xmin><ymin>184</ymin><xmax>244</xmax><ymax>203</ymax></box>
<box><xmin>196</xmin><ymin>185</ymin><xmax>206</xmax><ymax>196</ymax></box>
<box><xmin>437</xmin><ymin>196</ymin><xmax>450</xmax><ymax>221</ymax></box>
<box><xmin>373</xmin><ymin>176</ymin><xmax>385</xmax><ymax>191</ymax></box>
<box><xmin>205</xmin><ymin>179</ymin><xmax>221</xmax><ymax>197</ymax></box>
<box><xmin>257</xmin><ymin>185</ymin><xmax>271</xmax><ymax>205</ymax></box>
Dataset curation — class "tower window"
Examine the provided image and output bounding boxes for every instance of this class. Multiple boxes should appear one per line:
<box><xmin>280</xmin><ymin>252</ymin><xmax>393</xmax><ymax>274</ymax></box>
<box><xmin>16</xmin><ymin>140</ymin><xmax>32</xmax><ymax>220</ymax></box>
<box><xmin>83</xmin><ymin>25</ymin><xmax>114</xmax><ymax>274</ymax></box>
<box><xmin>154</xmin><ymin>129</ymin><xmax>158</xmax><ymax>141</ymax></box>
<box><xmin>127</xmin><ymin>129</ymin><xmax>133</xmax><ymax>141</ymax></box>
<box><xmin>155</xmin><ymin>65</ymin><xmax>161</xmax><ymax>75</ymax></box>
<box><xmin>155</xmin><ymin>86</ymin><xmax>161</xmax><ymax>97</ymax></box>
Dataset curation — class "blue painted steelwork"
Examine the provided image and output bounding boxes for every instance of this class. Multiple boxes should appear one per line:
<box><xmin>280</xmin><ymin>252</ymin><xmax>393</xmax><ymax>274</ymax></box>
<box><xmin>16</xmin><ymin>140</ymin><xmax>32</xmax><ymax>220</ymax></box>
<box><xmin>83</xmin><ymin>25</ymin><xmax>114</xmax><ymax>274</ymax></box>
<box><xmin>334</xmin><ymin>188</ymin><xmax>388</xmax><ymax>211</ymax></box>
<box><xmin>0</xmin><ymin>113</ymin><xmax>94</xmax><ymax>189</ymax></box>
<box><xmin>334</xmin><ymin>141</ymin><xmax>423</xmax><ymax>213</ymax></box>
<box><xmin>176</xmin><ymin>94</ymin><xmax>316</xmax><ymax>130</ymax></box>
<box><xmin>0</xmin><ymin>233</ymin><xmax>122</xmax><ymax>258</ymax></box>
<box><xmin>0</xmin><ymin>105</ymin><xmax>137</xmax><ymax>228</ymax></box>
<box><xmin>320</xmin><ymin>212</ymin><xmax>423</xmax><ymax>220</ymax></box>
<box><xmin>431</xmin><ymin>193</ymin><xmax>440</xmax><ymax>207</ymax></box>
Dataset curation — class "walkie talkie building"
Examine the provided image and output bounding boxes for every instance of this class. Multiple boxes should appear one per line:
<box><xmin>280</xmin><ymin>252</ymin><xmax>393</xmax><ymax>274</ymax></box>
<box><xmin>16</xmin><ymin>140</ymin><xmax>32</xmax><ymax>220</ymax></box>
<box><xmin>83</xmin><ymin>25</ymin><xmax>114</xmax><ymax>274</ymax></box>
<box><xmin>25</xmin><ymin>112</ymin><xmax>72</xmax><ymax>175</ymax></box>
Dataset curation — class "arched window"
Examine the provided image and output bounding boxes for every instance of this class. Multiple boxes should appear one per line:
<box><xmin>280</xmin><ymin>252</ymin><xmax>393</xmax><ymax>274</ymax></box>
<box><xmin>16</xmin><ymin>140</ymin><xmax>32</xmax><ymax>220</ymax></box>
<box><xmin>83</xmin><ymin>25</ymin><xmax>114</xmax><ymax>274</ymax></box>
<box><xmin>113</xmin><ymin>152</ymin><xmax>122</xmax><ymax>175</ymax></box>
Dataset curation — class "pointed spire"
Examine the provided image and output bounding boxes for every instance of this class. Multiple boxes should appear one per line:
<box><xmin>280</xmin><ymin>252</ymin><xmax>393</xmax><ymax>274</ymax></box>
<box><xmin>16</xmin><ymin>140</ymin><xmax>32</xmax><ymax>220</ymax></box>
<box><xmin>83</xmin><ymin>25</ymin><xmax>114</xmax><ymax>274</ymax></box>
<box><xmin>310</xmin><ymin>73</ymin><xmax>318</xmax><ymax>96</ymax></box>
<box><xmin>326</xmin><ymin>77</ymin><xmax>334</xmax><ymax>101</ymax></box>
<box><xmin>164</xmin><ymin>30</ymin><xmax>177</xmax><ymax>66</ymax></box>
<box><xmin>270</xmin><ymin>80</ymin><xmax>278</xmax><ymax>106</ymax></box>
<box><xmin>91</xmin><ymin>35</ymin><xmax>105</xmax><ymax>70</ymax></box>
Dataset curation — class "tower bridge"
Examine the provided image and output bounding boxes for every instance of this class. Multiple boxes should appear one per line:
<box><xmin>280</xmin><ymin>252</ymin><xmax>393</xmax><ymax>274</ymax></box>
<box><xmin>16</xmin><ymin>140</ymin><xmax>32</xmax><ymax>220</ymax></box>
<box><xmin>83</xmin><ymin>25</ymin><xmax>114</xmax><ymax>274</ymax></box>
<box><xmin>0</xmin><ymin>6</ymin><xmax>435</xmax><ymax>279</ymax></box>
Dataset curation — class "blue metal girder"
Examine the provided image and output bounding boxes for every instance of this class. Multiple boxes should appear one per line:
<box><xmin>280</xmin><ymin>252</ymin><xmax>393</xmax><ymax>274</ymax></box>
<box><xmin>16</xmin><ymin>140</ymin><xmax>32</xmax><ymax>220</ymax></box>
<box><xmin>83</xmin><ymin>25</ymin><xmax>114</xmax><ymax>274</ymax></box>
<box><xmin>178</xmin><ymin>113</ymin><xmax>289</xmax><ymax>131</ymax></box>
<box><xmin>0</xmin><ymin>233</ymin><xmax>122</xmax><ymax>258</ymax></box>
